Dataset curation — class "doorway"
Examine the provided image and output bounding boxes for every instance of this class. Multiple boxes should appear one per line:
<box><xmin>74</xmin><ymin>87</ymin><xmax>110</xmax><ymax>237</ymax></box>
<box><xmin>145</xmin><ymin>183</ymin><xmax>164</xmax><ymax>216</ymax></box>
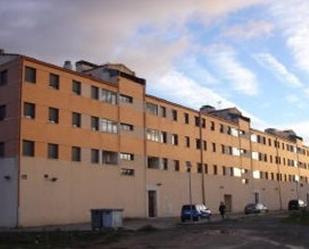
<box><xmin>254</xmin><ymin>192</ymin><xmax>260</xmax><ymax>204</ymax></box>
<box><xmin>148</xmin><ymin>190</ymin><xmax>157</xmax><ymax>217</ymax></box>
<box><xmin>224</xmin><ymin>194</ymin><xmax>232</xmax><ymax>213</ymax></box>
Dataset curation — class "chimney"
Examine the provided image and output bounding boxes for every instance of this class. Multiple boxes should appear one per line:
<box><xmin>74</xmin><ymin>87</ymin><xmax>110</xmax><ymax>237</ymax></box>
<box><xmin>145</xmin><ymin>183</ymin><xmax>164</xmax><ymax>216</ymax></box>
<box><xmin>200</xmin><ymin>105</ymin><xmax>216</xmax><ymax>114</ymax></box>
<box><xmin>63</xmin><ymin>60</ymin><xmax>73</xmax><ymax>70</ymax></box>
<box><xmin>0</xmin><ymin>49</ymin><xmax>5</xmax><ymax>55</ymax></box>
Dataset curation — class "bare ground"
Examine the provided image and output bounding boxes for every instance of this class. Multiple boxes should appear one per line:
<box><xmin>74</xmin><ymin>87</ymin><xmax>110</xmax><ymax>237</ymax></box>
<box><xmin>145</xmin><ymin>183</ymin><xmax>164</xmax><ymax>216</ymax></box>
<box><xmin>90</xmin><ymin>213</ymin><xmax>309</xmax><ymax>249</ymax></box>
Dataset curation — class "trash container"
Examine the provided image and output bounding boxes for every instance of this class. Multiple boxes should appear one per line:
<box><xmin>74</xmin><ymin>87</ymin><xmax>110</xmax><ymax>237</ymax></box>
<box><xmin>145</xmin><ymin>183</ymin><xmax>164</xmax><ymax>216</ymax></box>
<box><xmin>91</xmin><ymin>209</ymin><xmax>124</xmax><ymax>230</ymax></box>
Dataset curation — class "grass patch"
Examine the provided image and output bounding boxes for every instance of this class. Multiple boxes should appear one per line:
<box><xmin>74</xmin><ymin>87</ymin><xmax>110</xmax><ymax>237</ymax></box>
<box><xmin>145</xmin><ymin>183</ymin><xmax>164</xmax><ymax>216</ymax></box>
<box><xmin>0</xmin><ymin>229</ymin><xmax>126</xmax><ymax>249</ymax></box>
<box><xmin>283</xmin><ymin>210</ymin><xmax>309</xmax><ymax>225</ymax></box>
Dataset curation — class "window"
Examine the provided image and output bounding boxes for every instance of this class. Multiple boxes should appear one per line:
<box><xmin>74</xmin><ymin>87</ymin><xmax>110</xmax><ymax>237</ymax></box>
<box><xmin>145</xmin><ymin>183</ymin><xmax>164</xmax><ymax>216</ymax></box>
<box><xmin>204</xmin><ymin>164</ymin><xmax>208</xmax><ymax>174</ymax></box>
<box><xmin>146</xmin><ymin>129</ymin><xmax>161</xmax><ymax>142</ymax></box>
<box><xmin>91</xmin><ymin>116</ymin><xmax>99</xmax><ymax>131</ymax></box>
<box><xmin>212</xmin><ymin>142</ymin><xmax>216</xmax><ymax>152</ymax></box>
<box><xmin>231</xmin><ymin>128</ymin><xmax>239</xmax><ymax>137</ymax></box>
<box><xmin>161</xmin><ymin>131</ymin><xmax>167</xmax><ymax>143</ymax></box>
<box><xmin>222</xmin><ymin>166</ymin><xmax>226</xmax><ymax>176</ymax></box>
<box><xmin>213</xmin><ymin>165</ymin><xmax>218</xmax><ymax>175</ymax></box>
<box><xmin>220</xmin><ymin>124</ymin><xmax>224</xmax><ymax>133</ymax></box>
<box><xmin>184</xmin><ymin>113</ymin><xmax>189</xmax><ymax>124</ymax></box>
<box><xmin>268</xmin><ymin>138</ymin><xmax>272</xmax><ymax>146</ymax></box>
<box><xmin>203</xmin><ymin>140</ymin><xmax>207</xmax><ymax>151</ymax></box>
<box><xmin>0</xmin><ymin>105</ymin><xmax>7</xmax><ymax>121</ymax></box>
<box><xmin>197</xmin><ymin>163</ymin><xmax>202</xmax><ymax>174</ymax></box>
<box><xmin>0</xmin><ymin>142</ymin><xmax>4</xmax><ymax>157</ymax></box>
<box><xmin>171</xmin><ymin>134</ymin><xmax>178</xmax><ymax>145</ymax></box>
<box><xmin>160</xmin><ymin>106</ymin><xmax>166</xmax><ymax>117</ymax></box>
<box><xmin>101</xmin><ymin>118</ymin><xmax>118</xmax><ymax>133</ymax></box>
<box><xmin>120</xmin><ymin>123</ymin><xmax>134</xmax><ymax>131</ymax></box>
<box><xmin>172</xmin><ymin>109</ymin><xmax>178</xmax><ymax>121</ymax></box>
<box><xmin>146</xmin><ymin>102</ymin><xmax>158</xmax><ymax>115</ymax></box>
<box><xmin>91</xmin><ymin>149</ymin><xmax>99</xmax><ymax>164</ymax></box>
<box><xmin>23</xmin><ymin>140</ymin><xmax>34</xmax><ymax>157</ymax></box>
<box><xmin>102</xmin><ymin>150</ymin><xmax>118</xmax><ymax>165</ymax></box>
<box><xmin>49</xmin><ymin>73</ymin><xmax>59</xmax><ymax>89</ymax></box>
<box><xmin>148</xmin><ymin>156</ymin><xmax>160</xmax><ymax>169</ymax></box>
<box><xmin>221</xmin><ymin>144</ymin><xmax>225</xmax><ymax>154</ymax></box>
<box><xmin>185</xmin><ymin>136</ymin><xmax>190</xmax><ymax>148</ymax></box>
<box><xmin>120</xmin><ymin>152</ymin><xmax>134</xmax><ymax>161</ymax></box>
<box><xmin>71</xmin><ymin>146</ymin><xmax>81</xmax><ymax>162</ymax></box>
<box><xmin>119</xmin><ymin>94</ymin><xmax>133</xmax><ymax>103</ymax></box>
<box><xmin>100</xmin><ymin>89</ymin><xmax>117</xmax><ymax>105</ymax></box>
<box><xmin>72</xmin><ymin>112</ymin><xmax>81</xmax><ymax>128</ymax></box>
<box><xmin>195</xmin><ymin>116</ymin><xmax>205</xmax><ymax>127</ymax></box>
<box><xmin>162</xmin><ymin>158</ymin><xmax>168</xmax><ymax>170</ymax></box>
<box><xmin>48</xmin><ymin>107</ymin><xmax>59</xmax><ymax>123</ymax></box>
<box><xmin>196</xmin><ymin>139</ymin><xmax>201</xmax><ymax>150</ymax></box>
<box><xmin>72</xmin><ymin>80</ymin><xmax>81</xmax><ymax>95</ymax></box>
<box><xmin>91</xmin><ymin>86</ymin><xmax>99</xmax><ymax>100</ymax></box>
<box><xmin>121</xmin><ymin>168</ymin><xmax>135</xmax><ymax>176</ymax></box>
<box><xmin>24</xmin><ymin>102</ymin><xmax>35</xmax><ymax>119</ymax></box>
<box><xmin>48</xmin><ymin>143</ymin><xmax>58</xmax><ymax>159</ymax></box>
<box><xmin>0</xmin><ymin>70</ymin><xmax>8</xmax><ymax>86</ymax></box>
<box><xmin>252</xmin><ymin>152</ymin><xmax>259</xmax><ymax>160</ymax></box>
<box><xmin>211</xmin><ymin>121</ymin><xmax>215</xmax><ymax>131</ymax></box>
<box><xmin>174</xmin><ymin>160</ymin><xmax>180</xmax><ymax>171</ymax></box>
<box><xmin>25</xmin><ymin>66</ymin><xmax>36</xmax><ymax>83</ymax></box>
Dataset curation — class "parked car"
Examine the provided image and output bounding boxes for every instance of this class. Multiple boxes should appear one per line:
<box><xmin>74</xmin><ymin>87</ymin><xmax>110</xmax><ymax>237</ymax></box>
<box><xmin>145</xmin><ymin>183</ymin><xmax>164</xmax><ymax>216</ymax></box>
<box><xmin>288</xmin><ymin>199</ymin><xmax>307</xmax><ymax>210</ymax></box>
<box><xmin>181</xmin><ymin>204</ymin><xmax>212</xmax><ymax>222</ymax></box>
<box><xmin>244</xmin><ymin>203</ymin><xmax>268</xmax><ymax>214</ymax></box>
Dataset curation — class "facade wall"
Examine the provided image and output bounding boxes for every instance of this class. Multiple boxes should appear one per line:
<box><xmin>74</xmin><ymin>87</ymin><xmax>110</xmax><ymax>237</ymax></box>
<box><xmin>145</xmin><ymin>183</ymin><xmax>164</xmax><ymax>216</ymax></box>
<box><xmin>0</xmin><ymin>57</ymin><xmax>21</xmax><ymax>227</ymax></box>
<box><xmin>2</xmin><ymin>55</ymin><xmax>309</xmax><ymax>227</ymax></box>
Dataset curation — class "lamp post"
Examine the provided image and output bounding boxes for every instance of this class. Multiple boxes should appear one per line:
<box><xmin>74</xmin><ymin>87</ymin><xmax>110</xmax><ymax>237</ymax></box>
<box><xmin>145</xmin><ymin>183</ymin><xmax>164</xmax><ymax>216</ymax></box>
<box><xmin>186</xmin><ymin>161</ymin><xmax>193</xmax><ymax>221</ymax></box>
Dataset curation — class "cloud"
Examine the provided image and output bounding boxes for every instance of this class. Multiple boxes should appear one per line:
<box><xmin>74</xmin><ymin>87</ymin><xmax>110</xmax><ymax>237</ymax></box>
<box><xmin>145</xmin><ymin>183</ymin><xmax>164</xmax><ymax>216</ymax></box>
<box><xmin>151</xmin><ymin>70</ymin><xmax>266</xmax><ymax>129</ymax></box>
<box><xmin>223</xmin><ymin>20</ymin><xmax>273</xmax><ymax>40</ymax></box>
<box><xmin>0</xmin><ymin>0</ymin><xmax>265</xmax><ymax>70</ymax></box>
<box><xmin>269</xmin><ymin>0</ymin><xmax>309</xmax><ymax>73</ymax></box>
<box><xmin>254</xmin><ymin>53</ymin><xmax>303</xmax><ymax>87</ymax></box>
<box><xmin>206</xmin><ymin>45</ymin><xmax>258</xmax><ymax>96</ymax></box>
<box><xmin>275</xmin><ymin>120</ymin><xmax>309</xmax><ymax>145</ymax></box>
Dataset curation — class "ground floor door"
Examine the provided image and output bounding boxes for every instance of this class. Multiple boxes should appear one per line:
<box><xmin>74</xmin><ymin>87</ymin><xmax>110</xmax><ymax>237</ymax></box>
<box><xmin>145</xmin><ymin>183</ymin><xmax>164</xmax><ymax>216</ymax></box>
<box><xmin>148</xmin><ymin>190</ymin><xmax>157</xmax><ymax>217</ymax></box>
<box><xmin>224</xmin><ymin>194</ymin><xmax>232</xmax><ymax>212</ymax></box>
<box><xmin>254</xmin><ymin>192</ymin><xmax>260</xmax><ymax>204</ymax></box>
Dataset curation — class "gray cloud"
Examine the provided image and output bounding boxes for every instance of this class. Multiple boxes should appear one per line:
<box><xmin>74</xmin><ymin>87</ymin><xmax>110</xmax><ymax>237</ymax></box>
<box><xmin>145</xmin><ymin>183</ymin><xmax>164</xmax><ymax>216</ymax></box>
<box><xmin>0</xmin><ymin>0</ymin><xmax>265</xmax><ymax>73</ymax></box>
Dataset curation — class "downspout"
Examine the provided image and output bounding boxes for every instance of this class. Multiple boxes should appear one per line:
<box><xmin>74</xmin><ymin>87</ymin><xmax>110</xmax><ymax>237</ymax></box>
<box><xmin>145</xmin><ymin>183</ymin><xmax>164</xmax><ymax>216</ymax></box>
<box><xmin>275</xmin><ymin>138</ymin><xmax>283</xmax><ymax>210</ymax></box>
<box><xmin>248</xmin><ymin>131</ymin><xmax>255</xmax><ymax>203</ymax></box>
<box><xmin>296</xmin><ymin>145</ymin><xmax>301</xmax><ymax>200</ymax></box>
<box><xmin>16</xmin><ymin>56</ymin><xmax>23</xmax><ymax>227</ymax></box>
<box><xmin>199</xmin><ymin>109</ymin><xmax>206</xmax><ymax>204</ymax></box>
<box><xmin>142</xmin><ymin>85</ymin><xmax>148</xmax><ymax>217</ymax></box>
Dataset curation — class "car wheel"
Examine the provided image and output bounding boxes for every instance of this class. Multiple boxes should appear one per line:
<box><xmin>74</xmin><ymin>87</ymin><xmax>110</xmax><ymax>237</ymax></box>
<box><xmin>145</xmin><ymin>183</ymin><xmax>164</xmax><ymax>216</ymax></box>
<box><xmin>181</xmin><ymin>217</ymin><xmax>186</xmax><ymax>222</ymax></box>
<box><xmin>193</xmin><ymin>216</ymin><xmax>199</xmax><ymax>222</ymax></box>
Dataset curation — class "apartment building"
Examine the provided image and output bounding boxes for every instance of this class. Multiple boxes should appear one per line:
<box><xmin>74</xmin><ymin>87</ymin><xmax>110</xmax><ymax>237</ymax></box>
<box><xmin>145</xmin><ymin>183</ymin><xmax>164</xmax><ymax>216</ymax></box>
<box><xmin>1</xmin><ymin>51</ymin><xmax>309</xmax><ymax>227</ymax></box>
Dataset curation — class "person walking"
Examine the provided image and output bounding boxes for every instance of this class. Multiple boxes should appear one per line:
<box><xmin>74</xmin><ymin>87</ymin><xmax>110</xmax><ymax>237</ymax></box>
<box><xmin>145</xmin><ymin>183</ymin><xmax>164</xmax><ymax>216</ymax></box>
<box><xmin>219</xmin><ymin>201</ymin><xmax>226</xmax><ymax>220</ymax></box>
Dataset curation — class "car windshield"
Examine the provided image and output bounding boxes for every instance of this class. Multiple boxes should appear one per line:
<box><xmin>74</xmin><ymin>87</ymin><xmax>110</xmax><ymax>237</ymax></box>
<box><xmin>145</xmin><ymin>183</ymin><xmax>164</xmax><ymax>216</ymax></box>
<box><xmin>182</xmin><ymin>205</ymin><xmax>196</xmax><ymax>211</ymax></box>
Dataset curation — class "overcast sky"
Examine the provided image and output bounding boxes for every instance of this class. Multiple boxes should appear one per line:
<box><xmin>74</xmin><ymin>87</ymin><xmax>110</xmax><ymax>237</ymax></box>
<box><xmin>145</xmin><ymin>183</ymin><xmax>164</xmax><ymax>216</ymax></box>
<box><xmin>1</xmin><ymin>0</ymin><xmax>309</xmax><ymax>142</ymax></box>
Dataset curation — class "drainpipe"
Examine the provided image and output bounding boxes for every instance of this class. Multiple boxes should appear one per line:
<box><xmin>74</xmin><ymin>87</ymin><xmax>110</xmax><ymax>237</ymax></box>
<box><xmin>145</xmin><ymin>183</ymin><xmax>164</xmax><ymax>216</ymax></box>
<box><xmin>275</xmin><ymin>138</ymin><xmax>283</xmax><ymax>210</ymax></box>
<box><xmin>296</xmin><ymin>145</ymin><xmax>301</xmax><ymax>200</ymax></box>
<box><xmin>199</xmin><ymin>109</ymin><xmax>206</xmax><ymax>204</ymax></box>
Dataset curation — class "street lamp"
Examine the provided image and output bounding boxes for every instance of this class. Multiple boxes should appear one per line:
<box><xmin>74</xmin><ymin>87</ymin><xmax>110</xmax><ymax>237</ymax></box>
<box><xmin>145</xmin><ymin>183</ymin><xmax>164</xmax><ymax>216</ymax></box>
<box><xmin>186</xmin><ymin>161</ymin><xmax>193</xmax><ymax>221</ymax></box>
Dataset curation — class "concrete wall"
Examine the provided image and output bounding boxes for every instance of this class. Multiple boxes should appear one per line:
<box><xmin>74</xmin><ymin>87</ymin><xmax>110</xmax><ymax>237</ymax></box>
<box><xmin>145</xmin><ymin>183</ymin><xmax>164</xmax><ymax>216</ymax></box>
<box><xmin>0</xmin><ymin>158</ymin><xmax>18</xmax><ymax>227</ymax></box>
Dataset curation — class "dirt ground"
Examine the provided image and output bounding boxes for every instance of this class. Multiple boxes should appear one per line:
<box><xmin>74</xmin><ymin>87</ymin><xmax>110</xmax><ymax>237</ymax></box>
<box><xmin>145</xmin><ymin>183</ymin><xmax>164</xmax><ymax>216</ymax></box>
<box><xmin>1</xmin><ymin>213</ymin><xmax>309</xmax><ymax>249</ymax></box>
<box><xmin>92</xmin><ymin>213</ymin><xmax>309</xmax><ymax>249</ymax></box>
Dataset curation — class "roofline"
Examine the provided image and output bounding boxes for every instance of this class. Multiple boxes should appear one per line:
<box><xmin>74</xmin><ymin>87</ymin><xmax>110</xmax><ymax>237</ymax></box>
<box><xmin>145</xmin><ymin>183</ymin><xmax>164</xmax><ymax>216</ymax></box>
<box><xmin>20</xmin><ymin>55</ymin><xmax>118</xmax><ymax>89</ymax></box>
<box><xmin>146</xmin><ymin>94</ymin><xmax>243</xmax><ymax>126</ymax></box>
<box><xmin>250</xmin><ymin>127</ymin><xmax>304</xmax><ymax>145</ymax></box>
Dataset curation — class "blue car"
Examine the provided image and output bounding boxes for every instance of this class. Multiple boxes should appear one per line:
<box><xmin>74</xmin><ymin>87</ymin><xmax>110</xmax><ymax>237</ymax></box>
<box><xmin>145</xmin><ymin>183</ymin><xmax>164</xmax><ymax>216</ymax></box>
<box><xmin>181</xmin><ymin>204</ymin><xmax>212</xmax><ymax>222</ymax></box>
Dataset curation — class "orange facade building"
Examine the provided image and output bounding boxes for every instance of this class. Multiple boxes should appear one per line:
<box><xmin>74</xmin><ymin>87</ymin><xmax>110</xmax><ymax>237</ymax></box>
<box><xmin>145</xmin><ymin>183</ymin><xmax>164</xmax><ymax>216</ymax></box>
<box><xmin>1</xmin><ymin>51</ymin><xmax>309</xmax><ymax>227</ymax></box>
